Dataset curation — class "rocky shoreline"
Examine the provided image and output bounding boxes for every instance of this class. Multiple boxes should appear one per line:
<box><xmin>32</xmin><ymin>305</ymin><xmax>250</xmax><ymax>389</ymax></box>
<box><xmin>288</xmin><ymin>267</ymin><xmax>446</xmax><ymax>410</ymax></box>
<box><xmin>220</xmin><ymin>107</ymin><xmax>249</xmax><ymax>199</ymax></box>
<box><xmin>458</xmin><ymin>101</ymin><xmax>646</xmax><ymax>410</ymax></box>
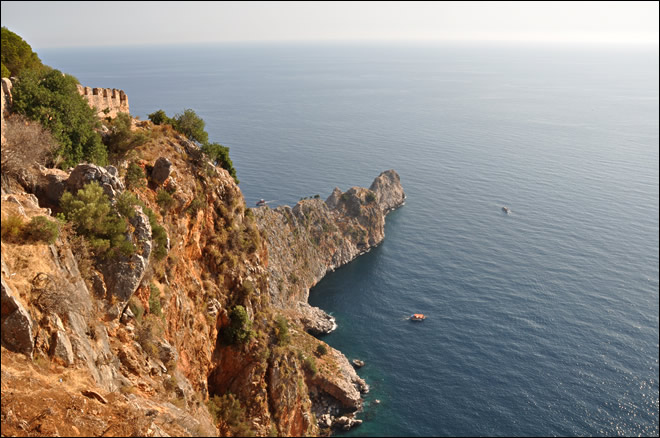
<box><xmin>253</xmin><ymin>170</ymin><xmax>405</xmax><ymax>430</ymax></box>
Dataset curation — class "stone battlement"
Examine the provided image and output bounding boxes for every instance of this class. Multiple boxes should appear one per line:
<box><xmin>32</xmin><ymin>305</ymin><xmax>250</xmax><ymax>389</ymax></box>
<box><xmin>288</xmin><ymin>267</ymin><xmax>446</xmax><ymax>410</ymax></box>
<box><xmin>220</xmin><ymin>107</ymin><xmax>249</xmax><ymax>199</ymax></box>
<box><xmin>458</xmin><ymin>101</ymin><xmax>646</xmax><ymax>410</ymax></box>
<box><xmin>76</xmin><ymin>84</ymin><xmax>129</xmax><ymax>118</ymax></box>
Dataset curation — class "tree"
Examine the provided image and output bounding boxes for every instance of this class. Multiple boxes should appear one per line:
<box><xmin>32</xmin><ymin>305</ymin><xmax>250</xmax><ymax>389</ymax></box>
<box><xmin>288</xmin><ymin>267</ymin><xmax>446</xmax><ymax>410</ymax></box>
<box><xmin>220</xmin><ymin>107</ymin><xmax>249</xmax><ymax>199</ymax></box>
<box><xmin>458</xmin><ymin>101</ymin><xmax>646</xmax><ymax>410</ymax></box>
<box><xmin>1</xmin><ymin>27</ymin><xmax>44</xmax><ymax>77</ymax></box>
<box><xmin>172</xmin><ymin>108</ymin><xmax>208</xmax><ymax>144</ymax></box>
<box><xmin>59</xmin><ymin>182</ymin><xmax>134</xmax><ymax>257</ymax></box>
<box><xmin>222</xmin><ymin>305</ymin><xmax>253</xmax><ymax>345</ymax></box>
<box><xmin>12</xmin><ymin>68</ymin><xmax>106</xmax><ymax>167</ymax></box>
<box><xmin>147</xmin><ymin>109</ymin><xmax>171</xmax><ymax>125</ymax></box>
<box><xmin>201</xmin><ymin>142</ymin><xmax>238</xmax><ymax>183</ymax></box>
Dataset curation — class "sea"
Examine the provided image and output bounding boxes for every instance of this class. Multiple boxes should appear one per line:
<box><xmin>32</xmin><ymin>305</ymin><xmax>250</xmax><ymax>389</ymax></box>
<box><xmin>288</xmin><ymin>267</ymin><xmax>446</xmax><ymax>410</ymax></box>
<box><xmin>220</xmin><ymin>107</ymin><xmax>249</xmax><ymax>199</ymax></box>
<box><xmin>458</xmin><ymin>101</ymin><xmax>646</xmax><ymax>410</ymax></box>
<box><xmin>39</xmin><ymin>41</ymin><xmax>659</xmax><ymax>437</ymax></box>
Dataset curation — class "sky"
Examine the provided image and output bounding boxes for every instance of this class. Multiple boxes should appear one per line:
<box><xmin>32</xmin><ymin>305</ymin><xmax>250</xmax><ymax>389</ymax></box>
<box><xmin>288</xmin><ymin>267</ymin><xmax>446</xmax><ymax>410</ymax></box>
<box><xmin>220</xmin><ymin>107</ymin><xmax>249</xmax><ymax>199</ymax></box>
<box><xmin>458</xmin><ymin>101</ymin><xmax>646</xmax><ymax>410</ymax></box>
<box><xmin>1</xmin><ymin>1</ymin><xmax>658</xmax><ymax>49</ymax></box>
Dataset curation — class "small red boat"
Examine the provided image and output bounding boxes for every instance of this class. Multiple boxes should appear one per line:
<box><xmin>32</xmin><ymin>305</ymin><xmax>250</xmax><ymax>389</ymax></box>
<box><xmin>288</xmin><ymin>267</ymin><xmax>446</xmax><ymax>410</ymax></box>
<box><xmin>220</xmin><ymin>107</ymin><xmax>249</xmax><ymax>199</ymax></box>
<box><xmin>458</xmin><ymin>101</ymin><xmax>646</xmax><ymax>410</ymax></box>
<box><xmin>410</xmin><ymin>314</ymin><xmax>426</xmax><ymax>321</ymax></box>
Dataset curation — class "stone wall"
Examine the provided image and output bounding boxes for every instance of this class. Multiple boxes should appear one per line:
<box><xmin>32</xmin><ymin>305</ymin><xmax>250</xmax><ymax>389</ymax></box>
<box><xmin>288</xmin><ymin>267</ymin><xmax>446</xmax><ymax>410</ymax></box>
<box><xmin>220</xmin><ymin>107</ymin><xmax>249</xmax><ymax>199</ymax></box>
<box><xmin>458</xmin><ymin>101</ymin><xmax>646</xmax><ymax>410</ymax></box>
<box><xmin>76</xmin><ymin>84</ymin><xmax>129</xmax><ymax>118</ymax></box>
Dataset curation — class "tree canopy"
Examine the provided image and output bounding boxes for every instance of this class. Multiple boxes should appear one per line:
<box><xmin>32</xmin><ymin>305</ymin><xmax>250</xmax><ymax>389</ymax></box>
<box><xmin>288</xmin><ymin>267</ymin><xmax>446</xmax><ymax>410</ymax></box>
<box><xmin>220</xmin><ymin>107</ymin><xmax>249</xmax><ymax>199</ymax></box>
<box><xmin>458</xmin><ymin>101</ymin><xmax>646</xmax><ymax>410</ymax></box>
<box><xmin>1</xmin><ymin>26</ymin><xmax>44</xmax><ymax>78</ymax></box>
<box><xmin>12</xmin><ymin>68</ymin><xmax>107</xmax><ymax>167</ymax></box>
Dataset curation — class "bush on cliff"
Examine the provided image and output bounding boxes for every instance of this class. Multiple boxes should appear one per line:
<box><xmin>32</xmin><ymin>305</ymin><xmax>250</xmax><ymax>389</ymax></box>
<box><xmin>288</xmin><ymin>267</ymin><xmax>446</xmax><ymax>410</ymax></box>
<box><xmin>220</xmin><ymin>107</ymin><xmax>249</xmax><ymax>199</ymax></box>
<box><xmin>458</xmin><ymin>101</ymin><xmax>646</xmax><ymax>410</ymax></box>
<box><xmin>146</xmin><ymin>108</ymin><xmax>239</xmax><ymax>184</ymax></box>
<box><xmin>59</xmin><ymin>181</ymin><xmax>135</xmax><ymax>258</ymax></box>
<box><xmin>124</xmin><ymin>162</ymin><xmax>147</xmax><ymax>189</ymax></box>
<box><xmin>22</xmin><ymin>216</ymin><xmax>60</xmax><ymax>244</ymax></box>
<box><xmin>172</xmin><ymin>108</ymin><xmax>208</xmax><ymax>145</ymax></box>
<box><xmin>147</xmin><ymin>109</ymin><xmax>172</xmax><ymax>126</ymax></box>
<box><xmin>201</xmin><ymin>142</ymin><xmax>238</xmax><ymax>183</ymax></box>
<box><xmin>12</xmin><ymin>68</ymin><xmax>107</xmax><ymax>167</ymax></box>
<box><xmin>104</xmin><ymin>112</ymin><xmax>148</xmax><ymax>154</ymax></box>
<box><xmin>222</xmin><ymin>305</ymin><xmax>254</xmax><ymax>345</ymax></box>
<box><xmin>275</xmin><ymin>315</ymin><xmax>290</xmax><ymax>346</ymax></box>
<box><xmin>1</xmin><ymin>27</ymin><xmax>45</xmax><ymax>78</ymax></box>
<box><xmin>207</xmin><ymin>393</ymin><xmax>254</xmax><ymax>436</ymax></box>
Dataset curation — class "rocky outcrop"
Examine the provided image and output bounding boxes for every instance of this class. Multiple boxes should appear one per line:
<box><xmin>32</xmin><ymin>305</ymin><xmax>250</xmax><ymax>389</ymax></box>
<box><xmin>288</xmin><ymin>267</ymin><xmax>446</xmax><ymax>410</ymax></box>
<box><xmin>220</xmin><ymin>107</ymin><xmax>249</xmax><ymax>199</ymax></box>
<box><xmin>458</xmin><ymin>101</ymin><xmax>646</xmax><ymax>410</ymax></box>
<box><xmin>151</xmin><ymin>157</ymin><xmax>173</xmax><ymax>186</ymax></box>
<box><xmin>66</xmin><ymin>163</ymin><xmax>124</xmax><ymax>200</ymax></box>
<box><xmin>100</xmin><ymin>205</ymin><xmax>152</xmax><ymax>309</ymax></box>
<box><xmin>1</xmin><ymin>276</ymin><xmax>34</xmax><ymax>357</ymax></box>
<box><xmin>253</xmin><ymin>170</ymin><xmax>404</xmax><ymax>424</ymax></box>
<box><xmin>254</xmin><ymin>170</ymin><xmax>405</xmax><ymax>332</ymax></box>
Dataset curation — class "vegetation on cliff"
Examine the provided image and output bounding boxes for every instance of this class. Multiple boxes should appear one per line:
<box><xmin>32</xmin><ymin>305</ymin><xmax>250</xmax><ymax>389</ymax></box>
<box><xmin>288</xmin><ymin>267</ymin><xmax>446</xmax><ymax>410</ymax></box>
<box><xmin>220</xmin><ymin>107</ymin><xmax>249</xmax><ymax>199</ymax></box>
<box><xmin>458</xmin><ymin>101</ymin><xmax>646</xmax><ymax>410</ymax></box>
<box><xmin>1</xmin><ymin>26</ymin><xmax>44</xmax><ymax>77</ymax></box>
<box><xmin>149</xmin><ymin>108</ymin><xmax>238</xmax><ymax>183</ymax></box>
<box><xmin>11</xmin><ymin>68</ymin><xmax>108</xmax><ymax>167</ymax></box>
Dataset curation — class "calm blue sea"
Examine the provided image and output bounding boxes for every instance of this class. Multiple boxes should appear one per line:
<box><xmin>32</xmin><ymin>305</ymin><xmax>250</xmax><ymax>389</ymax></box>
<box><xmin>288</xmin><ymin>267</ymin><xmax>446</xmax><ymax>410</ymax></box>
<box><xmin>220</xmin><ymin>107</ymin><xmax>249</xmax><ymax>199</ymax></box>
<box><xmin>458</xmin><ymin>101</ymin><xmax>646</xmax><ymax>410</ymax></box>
<box><xmin>40</xmin><ymin>42</ymin><xmax>659</xmax><ymax>437</ymax></box>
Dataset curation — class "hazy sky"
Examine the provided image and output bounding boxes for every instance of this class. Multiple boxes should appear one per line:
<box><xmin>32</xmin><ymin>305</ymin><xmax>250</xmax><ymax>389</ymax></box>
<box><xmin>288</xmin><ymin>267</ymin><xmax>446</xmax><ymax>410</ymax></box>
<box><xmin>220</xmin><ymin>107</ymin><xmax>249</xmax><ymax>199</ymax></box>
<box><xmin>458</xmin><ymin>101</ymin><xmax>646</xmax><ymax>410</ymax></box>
<box><xmin>1</xmin><ymin>1</ymin><xmax>658</xmax><ymax>48</ymax></box>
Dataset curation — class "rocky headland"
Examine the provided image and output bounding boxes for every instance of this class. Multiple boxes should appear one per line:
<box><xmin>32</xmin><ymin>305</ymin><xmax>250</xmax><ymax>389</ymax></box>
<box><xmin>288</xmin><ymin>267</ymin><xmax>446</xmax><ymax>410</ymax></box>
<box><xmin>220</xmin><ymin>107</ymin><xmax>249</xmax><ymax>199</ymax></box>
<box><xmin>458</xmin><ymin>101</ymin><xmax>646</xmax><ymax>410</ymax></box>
<box><xmin>1</xmin><ymin>76</ymin><xmax>404</xmax><ymax>436</ymax></box>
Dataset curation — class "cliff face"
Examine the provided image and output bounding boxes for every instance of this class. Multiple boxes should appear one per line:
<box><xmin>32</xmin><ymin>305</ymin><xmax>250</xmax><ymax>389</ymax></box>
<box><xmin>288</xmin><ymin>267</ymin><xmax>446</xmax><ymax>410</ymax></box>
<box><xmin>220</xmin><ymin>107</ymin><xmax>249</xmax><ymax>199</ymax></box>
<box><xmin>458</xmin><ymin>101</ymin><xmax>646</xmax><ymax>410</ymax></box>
<box><xmin>1</xmin><ymin>93</ymin><xmax>404</xmax><ymax>436</ymax></box>
<box><xmin>254</xmin><ymin>170</ymin><xmax>405</xmax><ymax>334</ymax></box>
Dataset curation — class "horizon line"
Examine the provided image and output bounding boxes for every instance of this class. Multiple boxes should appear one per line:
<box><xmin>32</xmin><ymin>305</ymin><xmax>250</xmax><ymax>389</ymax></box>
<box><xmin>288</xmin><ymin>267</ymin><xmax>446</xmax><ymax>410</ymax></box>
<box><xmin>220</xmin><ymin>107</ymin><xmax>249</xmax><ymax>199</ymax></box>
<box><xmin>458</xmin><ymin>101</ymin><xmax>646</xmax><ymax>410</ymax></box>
<box><xmin>35</xmin><ymin>37</ymin><xmax>660</xmax><ymax>51</ymax></box>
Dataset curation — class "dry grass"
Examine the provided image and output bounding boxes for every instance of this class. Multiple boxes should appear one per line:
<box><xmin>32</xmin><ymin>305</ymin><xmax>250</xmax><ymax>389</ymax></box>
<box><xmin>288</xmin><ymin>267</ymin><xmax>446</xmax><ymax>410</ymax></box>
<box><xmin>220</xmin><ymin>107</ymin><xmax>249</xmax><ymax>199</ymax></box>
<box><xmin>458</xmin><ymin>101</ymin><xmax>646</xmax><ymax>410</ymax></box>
<box><xmin>2</xmin><ymin>114</ymin><xmax>58</xmax><ymax>177</ymax></box>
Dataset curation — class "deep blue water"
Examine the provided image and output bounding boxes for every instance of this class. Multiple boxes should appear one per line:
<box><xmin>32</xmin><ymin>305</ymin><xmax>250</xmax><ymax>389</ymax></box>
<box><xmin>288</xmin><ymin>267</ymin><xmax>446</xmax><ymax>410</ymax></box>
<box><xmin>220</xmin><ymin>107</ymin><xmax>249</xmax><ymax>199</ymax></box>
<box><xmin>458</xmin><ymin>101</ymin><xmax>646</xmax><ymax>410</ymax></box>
<box><xmin>40</xmin><ymin>42</ymin><xmax>659</xmax><ymax>437</ymax></box>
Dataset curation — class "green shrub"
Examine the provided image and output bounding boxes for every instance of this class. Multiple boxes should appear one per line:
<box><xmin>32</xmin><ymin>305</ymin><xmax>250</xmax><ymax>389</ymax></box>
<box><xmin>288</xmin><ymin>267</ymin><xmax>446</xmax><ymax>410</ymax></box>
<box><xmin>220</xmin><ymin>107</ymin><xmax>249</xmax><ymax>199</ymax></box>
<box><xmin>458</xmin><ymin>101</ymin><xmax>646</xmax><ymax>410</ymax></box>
<box><xmin>12</xmin><ymin>68</ymin><xmax>106</xmax><ymax>168</ymax></box>
<box><xmin>186</xmin><ymin>197</ymin><xmax>205</xmax><ymax>216</ymax></box>
<box><xmin>143</xmin><ymin>207</ymin><xmax>168</xmax><ymax>261</ymax></box>
<box><xmin>201</xmin><ymin>142</ymin><xmax>238</xmax><ymax>184</ymax></box>
<box><xmin>207</xmin><ymin>393</ymin><xmax>254</xmax><ymax>436</ymax></box>
<box><xmin>316</xmin><ymin>344</ymin><xmax>328</xmax><ymax>356</ymax></box>
<box><xmin>147</xmin><ymin>109</ymin><xmax>171</xmax><ymax>126</ymax></box>
<box><xmin>222</xmin><ymin>305</ymin><xmax>253</xmax><ymax>345</ymax></box>
<box><xmin>128</xmin><ymin>298</ymin><xmax>144</xmax><ymax>323</ymax></box>
<box><xmin>1</xmin><ymin>214</ymin><xmax>25</xmax><ymax>241</ymax></box>
<box><xmin>303</xmin><ymin>356</ymin><xmax>318</xmax><ymax>376</ymax></box>
<box><xmin>59</xmin><ymin>181</ymin><xmax>135</xmax><ymax>258</ymax></box>
<box><xmin>1</xmin><ymin>27</ymin><xmax>44</xmax><ymax>77</ymax></box>
<box><xmin>275</xmin><ymin>315</ymin><xmax>290</xmax><ymax>346</ymax></box>
<box><xmin>125</xmin><ymin>162</ymin><xmax>146</xmax><ymax>189</ymax></box>
<box><xmin>104</xmin><ymin>112</ymin><xmax>147</xmax><ymax>154</ymax></box>
<box><xmin>172</xmin><ymin>108</ymin><xmax>208</xmax><ymax>145</ymax></box>
<box><xmin>149</xmin><ymin>283</ymin><xmax>162</xmax><ymax>316</ymax></box>
<box><xmin>116</xmin><ymin>191</ymin><xmax>139</xmax><ymax>219</ymax></box>
<box><xmin>22</xmin><ymin>216</ymin><xmax>59</xmax><ymax>244</ymax></box>
<box><xmin>366</xmin><ymin>191</ymin><xmax>377</xmax><ymax>203</ymax></box>
<box><xmin>156</xmin><ymin>189</ymin><xmax>175</xmax><ymax>212</ymax></box>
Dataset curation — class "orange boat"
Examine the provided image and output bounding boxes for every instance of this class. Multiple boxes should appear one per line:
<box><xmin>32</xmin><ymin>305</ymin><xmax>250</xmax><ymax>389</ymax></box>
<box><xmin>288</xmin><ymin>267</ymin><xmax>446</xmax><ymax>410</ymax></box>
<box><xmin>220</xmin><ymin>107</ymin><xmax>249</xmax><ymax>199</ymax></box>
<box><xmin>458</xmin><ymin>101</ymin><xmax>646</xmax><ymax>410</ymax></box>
<box><xmin>410</xmin><ymin>313</ymin><xmax>426</xmax><ymax>321</ymax></box>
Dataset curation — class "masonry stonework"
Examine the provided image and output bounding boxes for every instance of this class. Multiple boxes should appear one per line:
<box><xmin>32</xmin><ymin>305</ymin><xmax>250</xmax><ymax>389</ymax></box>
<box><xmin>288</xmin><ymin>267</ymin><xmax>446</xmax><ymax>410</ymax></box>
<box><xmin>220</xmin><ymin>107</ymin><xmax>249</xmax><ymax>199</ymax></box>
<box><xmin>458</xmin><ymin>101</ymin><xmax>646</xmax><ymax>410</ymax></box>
<box><xmin>76</xmin><ymin>84</ymin><xmax>129</xmax><ymax>118</ymax></box>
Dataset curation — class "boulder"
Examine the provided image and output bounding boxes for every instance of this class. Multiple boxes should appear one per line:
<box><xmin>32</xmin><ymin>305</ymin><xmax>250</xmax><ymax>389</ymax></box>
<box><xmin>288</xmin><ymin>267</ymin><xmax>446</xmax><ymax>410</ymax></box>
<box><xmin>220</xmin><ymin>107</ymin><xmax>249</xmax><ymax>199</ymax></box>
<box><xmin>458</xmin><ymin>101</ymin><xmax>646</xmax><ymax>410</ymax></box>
<box><xmin>50</xmin><ymin>330</ymin><xmax>74</xmax><ymax>366</ymax></box>
<box><xmin>1</xmin><ymin>277</ymin><xmax>34</xmax><ymax>357</ymax></box>
<box><xmin>66</xmin><ymin>164</ymin><xmax>124</xmax><ymax>200</ymax></box>
<box><xmin>151</xmin><ymin>157</ymin><xmax>172</xmax><ymax>186</ymax></box>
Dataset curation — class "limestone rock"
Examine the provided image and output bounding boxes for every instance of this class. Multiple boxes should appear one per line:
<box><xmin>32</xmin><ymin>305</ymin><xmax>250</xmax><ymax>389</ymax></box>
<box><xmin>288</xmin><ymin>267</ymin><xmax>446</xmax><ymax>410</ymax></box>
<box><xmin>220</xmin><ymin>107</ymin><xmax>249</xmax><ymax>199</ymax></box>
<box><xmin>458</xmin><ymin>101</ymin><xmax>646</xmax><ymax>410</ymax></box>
<box><xmin>50</xmin><ymin>330</ymin><xmax>74</xmax><ymax>366</ymax></box>
<box><xmin>1</xmin><ymin>277</ymin><xmax>34</xmax><ymax>357</ymax></box>
<box><xmin>298</xmin><ymin>303</ymin><xmax>336</xmax><ymax>335</ymax></box>
<box><xmin>369</xmin><ymin>169</ymin><xmax>406</xmax><ymax>213</ymax></box>
<box><xmin>100</xmin><ymin>206</ymin><xmax>152</xmax><ymax>306</ymax></box>
<box><xmin>151</xmin><ymin>157</ymin><xmax>172</xmax><ymax>186</ymax></box>
<box><xmin>66</xmin><ymin>164</ymin><xmax>124</xmax><ymax>200</ymax></box>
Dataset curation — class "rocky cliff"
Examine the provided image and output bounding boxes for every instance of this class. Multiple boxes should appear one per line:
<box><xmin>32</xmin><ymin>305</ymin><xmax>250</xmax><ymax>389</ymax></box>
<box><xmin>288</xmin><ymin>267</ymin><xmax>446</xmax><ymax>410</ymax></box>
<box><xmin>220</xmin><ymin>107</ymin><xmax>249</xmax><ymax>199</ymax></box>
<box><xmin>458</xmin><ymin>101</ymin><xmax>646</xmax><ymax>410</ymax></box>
<box><xmin>1</xmin><ymin>101</ymin><xmax>404</xmax><ymax>436</ymax></box>
<box><xmin>253</xmin><ymin>170</ymin><xmax>405</xmax><ymax>335</ymax></box>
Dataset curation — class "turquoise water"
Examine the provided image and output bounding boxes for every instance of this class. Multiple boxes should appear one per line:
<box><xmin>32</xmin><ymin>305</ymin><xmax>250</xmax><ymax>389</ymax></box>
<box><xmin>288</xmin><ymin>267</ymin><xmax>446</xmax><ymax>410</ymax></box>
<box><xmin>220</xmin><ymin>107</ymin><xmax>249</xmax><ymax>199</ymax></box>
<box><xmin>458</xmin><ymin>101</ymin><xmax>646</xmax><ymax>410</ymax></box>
<box><xmin>40</xmin><ymin>42</ymin><xmax>659</xmax><ymax>436</ymax></box>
